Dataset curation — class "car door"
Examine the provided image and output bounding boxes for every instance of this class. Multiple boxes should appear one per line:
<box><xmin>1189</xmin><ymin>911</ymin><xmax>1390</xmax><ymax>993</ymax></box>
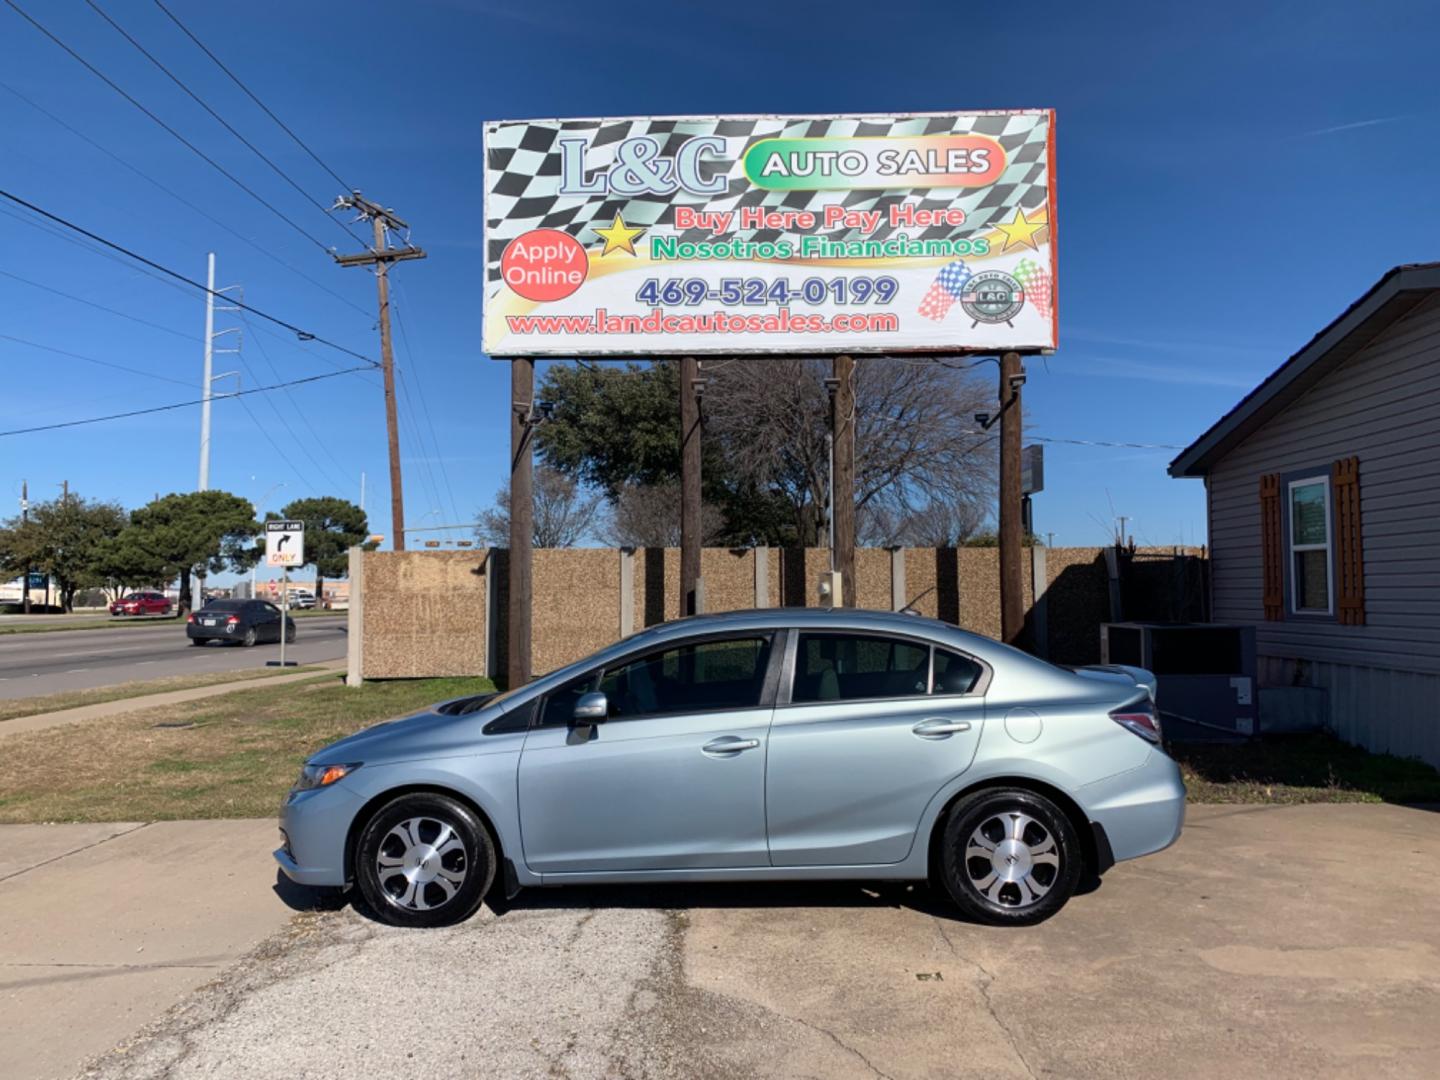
<box><xmin>517</xmin><ymin>632</ymin><xmax>781</xmax><ymax>873</ymax></box>
<box><xmin>252</xmin><ymin>602</ymin><xmax>278</xmax><ymax>641</ymax></box>
<box><xmin>765</xmin><ymin>632</ymin><xmax>987</xmax><ymax>866</ymax></box>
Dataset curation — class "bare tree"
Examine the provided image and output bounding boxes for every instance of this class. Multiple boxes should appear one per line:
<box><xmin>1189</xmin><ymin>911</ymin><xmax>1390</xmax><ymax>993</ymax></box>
<box><xmin>858</xmin><ymin>499</ymin><xmax>988</xmax><ymax>547</ymax></box>
<box><xmin>703</xmin><ymin>357</ymin><xmax>997</xmax><ymax>545</ymax></box>
<box><xmin>476</xmin><ymin>466</ymin><xmax>602</xmax><ymax>548</ymax></box>
<box><xmin>597</xmin><ymin>481</ymin><xmax>725</xmax><ymax>547</ymax></box>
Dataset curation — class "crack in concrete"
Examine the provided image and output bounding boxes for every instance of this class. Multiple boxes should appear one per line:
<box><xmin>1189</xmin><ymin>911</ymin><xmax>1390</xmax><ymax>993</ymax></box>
<box><xmin>2</xmin><ymin>961</ymin><xmax>223</xmax><ymax>970</ymax></box>
<box><xmin>782</xmin><ymin>1013</ymin><xmax>896</xmax><ymax>1080</ymax></box>
<box><xmin>0</xmin><ymin>821</ymin><xmax>150</xmax><ymax>883</ymax></box>
<box><xmin>932</xmin><ymin>916</ymin><xmax>1038</xmax><ymax>1080</ymax></box>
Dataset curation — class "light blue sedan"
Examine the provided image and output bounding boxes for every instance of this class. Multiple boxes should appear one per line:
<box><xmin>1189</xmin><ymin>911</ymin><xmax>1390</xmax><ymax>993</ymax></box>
<box><xmin>276</xmin><ymin>608</ymin><xmax>1185</xmax><ymax>927</ymax></box>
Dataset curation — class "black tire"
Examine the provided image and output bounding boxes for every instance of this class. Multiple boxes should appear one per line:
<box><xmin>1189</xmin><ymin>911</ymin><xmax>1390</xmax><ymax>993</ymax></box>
<box><xmin>354</xmin><ymin>793</ymin><xmax>495</xmax><ymax>928</ymax></box>
<box><xmin>241</xmin><ymin>627</ymin><xmax>257</xmax><ymax>647</ymax></box>
<box><xmin>285</xmin><ymin>627</ymin><xmax>296</xmax><ymax>644</ymax></box>
<box><xmin>939</xmin><ymin>788</ymin><xmax>1082</xmax><ymax>927</ymax></box>
<box><xmin>189</xmin><ymin>638</ymin><xmax>205</xmax><ymax>647</ymax></box>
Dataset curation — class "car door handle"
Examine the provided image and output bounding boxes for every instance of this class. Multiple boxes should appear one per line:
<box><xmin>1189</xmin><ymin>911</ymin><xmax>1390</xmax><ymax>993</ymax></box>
<box><xmin>702</xmin><ymin>736</ymin><xmax>760</xmax><ymax>755</ymax></box>
<box><xmin>912</xmin><ymin>718</ymin><xmax>972</xmax><ymax>738</ymax></box>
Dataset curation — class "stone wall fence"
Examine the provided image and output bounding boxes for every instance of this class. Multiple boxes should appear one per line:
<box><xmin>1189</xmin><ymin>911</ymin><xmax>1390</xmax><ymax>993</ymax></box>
<box><xmin>346</xmin><ymin>545</ymin><xmax>1207</xmax><ymax>685</ymax></box>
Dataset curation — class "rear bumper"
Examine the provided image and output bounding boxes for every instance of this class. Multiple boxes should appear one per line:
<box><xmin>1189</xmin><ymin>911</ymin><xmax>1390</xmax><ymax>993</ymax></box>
<box><xmin>187</xmin><ymin>624</ymin><xmax>240</xmax><ymax>640</ymax></box>
<box><xmin>1080</xmin><ymin>749</ymin><xmax>1186</xmax><ymax>864</ymax></box>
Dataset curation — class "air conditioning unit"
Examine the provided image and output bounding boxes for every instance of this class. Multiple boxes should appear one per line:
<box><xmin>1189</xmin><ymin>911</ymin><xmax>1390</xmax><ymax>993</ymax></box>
<box><xmin>1101</xmin><ymin>623</ymin><xmax>1257</xmax><ymax>741</ymax></box>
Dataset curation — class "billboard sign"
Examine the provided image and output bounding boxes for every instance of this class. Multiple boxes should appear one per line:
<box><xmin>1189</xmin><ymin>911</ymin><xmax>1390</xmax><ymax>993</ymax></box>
<box><xmin>483</xmin><ymin>110</ymin><xmax>1056</xmax><ymax>357</ymax></box>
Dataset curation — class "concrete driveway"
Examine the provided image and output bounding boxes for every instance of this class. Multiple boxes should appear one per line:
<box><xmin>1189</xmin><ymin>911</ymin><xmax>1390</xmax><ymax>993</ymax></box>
<box><xmin>1</xmin><ymin>821</ymin><xmax>303</xmax><ymax>1080</ymax></box>
<box><xmin>65</xmin><ymin>802</ymin><xmax>1439</xmax><ymax>1080</ymax></box>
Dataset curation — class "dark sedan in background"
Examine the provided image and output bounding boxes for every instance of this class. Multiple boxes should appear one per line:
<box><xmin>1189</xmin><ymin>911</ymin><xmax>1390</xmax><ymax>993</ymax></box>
<box><xmin>187</xmin><ymin>599</ymin><xmax>295</xmax><ymax>647</ymax></box>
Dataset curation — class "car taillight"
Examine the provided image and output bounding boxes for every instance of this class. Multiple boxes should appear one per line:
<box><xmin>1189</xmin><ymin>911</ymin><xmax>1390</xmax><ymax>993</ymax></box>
<box><xmin>226</xmin><ymin>615</ymin><xmax>240</xmax><ymax>625</ymax></box>
<box><xmin>186</xmin><ymin>613</ymin><xmax>195</xmax><ymax>623</ymax></box>
<box><xmin>1111</xmin><ymin>702</ymin><xmax>1163</xmax><ymax>745</ymax></box>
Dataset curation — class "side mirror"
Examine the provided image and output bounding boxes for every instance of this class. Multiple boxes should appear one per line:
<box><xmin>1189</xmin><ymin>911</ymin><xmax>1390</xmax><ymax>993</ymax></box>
<box><xmin>572</xmin><ymin>692</ymin><xmax>608</xmax><ymax>724</ymax></box>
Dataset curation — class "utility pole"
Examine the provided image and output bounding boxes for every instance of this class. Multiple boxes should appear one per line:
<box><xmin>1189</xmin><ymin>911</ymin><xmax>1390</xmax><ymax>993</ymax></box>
<box><xmin>20</xmin><ymin>480</ymin><xmax>29</xmax><ymax>615</ymax></box>
<box><xmin>832</xmin><ymin>354</ymin><xmax>856</xmax><ymax>607</ymax></box>
<box><xmin>508</xmin><ymin>360</ymin><xmax>535</xmax><ymax>687</ymax></box>
<box><xmin>999</xmin><ymin>352</ymin><xmax>1025</xmax><ymax>645</ymax></box>
<box><xmin>200</xmin><ymin>253</ymin><xmax>215</xmax><ymax>490</ymax></box>
<box><xmin>197</xmin><ymin>254</ymin><xmax>242</xmax><ymax>493</ymax></box>
<box><xmin>680</xmin><ymin>357</ymin><xmax>704</xmax><ymax>616</ymax></box>
<box><xmin>334</xmin><ymin>193</ymin><xmax>426</xmax><ymax>552</ymax></box>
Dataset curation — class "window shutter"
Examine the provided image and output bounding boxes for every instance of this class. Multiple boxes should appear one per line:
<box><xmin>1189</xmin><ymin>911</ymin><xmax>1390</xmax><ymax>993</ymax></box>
<box><xmin>1260</xmin><ymin>473</ymin><xmax>1283</xmax><ymax>621</ymax></box>
<box><xmin>1332</xmin><ymin>456</ymin><xmax>1365</xmax><ymax>625</ymax></box>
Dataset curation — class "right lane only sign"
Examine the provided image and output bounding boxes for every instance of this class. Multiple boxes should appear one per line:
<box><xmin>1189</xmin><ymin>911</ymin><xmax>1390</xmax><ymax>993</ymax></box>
<box><xmin>266</xmin><ymin>520</ymin><xmax>305</xmax><ymax>568</ymax></box>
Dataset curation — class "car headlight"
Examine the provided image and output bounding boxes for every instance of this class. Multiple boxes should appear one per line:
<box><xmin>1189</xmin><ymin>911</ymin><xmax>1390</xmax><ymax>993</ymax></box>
<box><xmin>290</xmin><ymin>762</ymin><xmax>360</xmax><ymax>793</ymax></box>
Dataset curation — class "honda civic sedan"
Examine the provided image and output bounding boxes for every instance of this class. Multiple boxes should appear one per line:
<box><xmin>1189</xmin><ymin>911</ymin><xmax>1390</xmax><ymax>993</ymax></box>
<box><xmin>276</xmin><ymin>609</ymin><xmax>1185</xmax><ymax>928</ymax></box>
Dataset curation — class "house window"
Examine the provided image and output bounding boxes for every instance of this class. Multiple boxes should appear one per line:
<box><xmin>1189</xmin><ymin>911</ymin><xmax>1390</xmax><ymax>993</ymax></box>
<box><xmin>1288</xmin><ymin>476</ymin><xmax>1332</xmax><ymax>615</ymax></box>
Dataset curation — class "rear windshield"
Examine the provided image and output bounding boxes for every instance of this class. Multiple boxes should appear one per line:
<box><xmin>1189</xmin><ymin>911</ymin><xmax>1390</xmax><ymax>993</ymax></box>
<box><xmin>201</xmin><ymin>600</ymin><xmax>246</xmax><ymax>612</ymax></box>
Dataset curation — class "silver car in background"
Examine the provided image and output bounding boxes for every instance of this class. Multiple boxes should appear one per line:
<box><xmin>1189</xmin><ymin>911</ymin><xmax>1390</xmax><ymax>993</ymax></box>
<box><xmin>276</xmin><ymin>608</ymin><xmax>1184</xmax><ymax>928</ymax></box>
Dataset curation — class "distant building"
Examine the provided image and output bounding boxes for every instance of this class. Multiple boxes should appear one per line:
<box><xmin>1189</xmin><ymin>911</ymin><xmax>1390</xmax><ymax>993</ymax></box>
<box><xmin>1171</xmin><ymin>263</ymin><xmax>1440</xmax><ymax>767</ymax></box>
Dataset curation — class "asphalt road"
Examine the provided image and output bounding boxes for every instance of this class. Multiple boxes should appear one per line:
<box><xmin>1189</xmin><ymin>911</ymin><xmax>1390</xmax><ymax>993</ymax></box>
<box><xmin>0</xmin><ymin>617</ymin><xmax>347</xmax><ymax>699</ymax></box>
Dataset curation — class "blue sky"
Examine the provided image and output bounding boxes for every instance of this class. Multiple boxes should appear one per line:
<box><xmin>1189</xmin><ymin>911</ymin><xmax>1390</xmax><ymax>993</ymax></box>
<box><xmin>2</xmin><ymin>0</ymin><xmax>1437</xmax><ymax>560</ymax></box>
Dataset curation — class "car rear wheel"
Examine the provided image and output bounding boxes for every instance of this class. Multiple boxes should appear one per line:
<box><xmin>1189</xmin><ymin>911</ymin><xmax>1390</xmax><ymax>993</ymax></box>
<box><xmin>939</xmin><ymin>788</ymin><xmax>1082</xmax><ymax>926</ymax></box>
<box><xmin>241</xmin><ymin>627</ymin><xmax>257</xmax><ymax>647</ymax></box>
<box><xmin>189</xmin><ymin>638</ymin><xmax>205</xmax><ymax>647</ymax></box>
<box><xmin>355</xmin><ymin>793</ymin><xmax>495</xmax><ymax>928</ymax></box>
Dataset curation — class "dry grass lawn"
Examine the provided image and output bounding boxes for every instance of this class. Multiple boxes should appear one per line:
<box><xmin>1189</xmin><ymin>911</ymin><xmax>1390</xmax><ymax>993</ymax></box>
<box><xmin>0</xmin><ymin>674</ymin><xmax>493</xmax><ymax>823</ymax></box>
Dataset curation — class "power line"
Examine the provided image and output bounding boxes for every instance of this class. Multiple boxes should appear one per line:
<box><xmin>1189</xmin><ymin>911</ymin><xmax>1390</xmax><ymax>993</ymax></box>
<box><xmin>0</xmin><ymin>77</ymin><xmax>371</xmax><ymax>319</ymax></box>
<box><xmin>0</xmin><ymin>268</ymin><xmax>199</xmax><ymax>342</ymax></box>
<box><xmin>393</xmin><ymin>287</ymin><xmax>461</xmax><ymax>523</ymax></box>
<box><xmin>395</xmin><ymin>367</ymin><xmax>448</xmax><ymax>523</ymax></box>
<box><xmin>0</xmin><ymin>188</ymin><xmax>376</xmax><ymax>365</ymax></box>
<box><xmin>82</xmin><ymin>0</ymin><xmax>364</xmax><ymax>249</ymax></box>
<box><xmin>0</xmin><ymin>366</ymin><xmax>373</xmax><ymax>437</ymax></box>
<box><xmin>239</xmin><ymin>309</ymin><xmax>357</xmax><ymax>495</ymax></box>
<box><xmin>1</xmin><ymin>333</ymin><xmax>195</xmax><ymax>389</ymax></box>
<box><xmin>2</xmin><ymin>0</ymin><xmax>334</xmax><ymax>254</ymax></box>
<box><xmin>151</xmin><ymin>0</ymin><xmax>353</xmax><ymax>193</ymax></box>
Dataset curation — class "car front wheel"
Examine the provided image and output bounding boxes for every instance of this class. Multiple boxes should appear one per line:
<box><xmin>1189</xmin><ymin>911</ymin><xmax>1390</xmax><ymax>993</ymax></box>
<box><xmin>354</xmin><ymin>793</ymin><xmax>495</xmax><ymax>928</ymax></box>
<box><xmin>939</xmin><ymin>788</ymin><xmax>1082</xmax><ymax>926</ymax></box>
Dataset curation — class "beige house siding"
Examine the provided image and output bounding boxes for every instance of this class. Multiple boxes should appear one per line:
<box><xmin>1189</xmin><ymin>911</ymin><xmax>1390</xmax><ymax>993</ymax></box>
<box><xmin>1206</xmin><ymin>294</ymin><xmax>1440</xmax><ymax>678</ymax></box>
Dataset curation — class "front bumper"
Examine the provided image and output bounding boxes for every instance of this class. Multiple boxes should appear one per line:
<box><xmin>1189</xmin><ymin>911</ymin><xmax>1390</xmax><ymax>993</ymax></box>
<box><xmin>1080</xmin><ymin>749</ymin><xmax>1186</xmax><ymax>864</ymax></box>
<box><xmin>272</xmin><ymin>782</ymin><xmax>364</xmax><ymax>888</ymax></box>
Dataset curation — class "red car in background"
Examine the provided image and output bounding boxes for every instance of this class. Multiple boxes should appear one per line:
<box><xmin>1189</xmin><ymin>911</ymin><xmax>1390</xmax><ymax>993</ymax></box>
<box><xmin>109</xmin><ymin>591</ymin><xmax>173</xmax><ymax>617</ymax></box>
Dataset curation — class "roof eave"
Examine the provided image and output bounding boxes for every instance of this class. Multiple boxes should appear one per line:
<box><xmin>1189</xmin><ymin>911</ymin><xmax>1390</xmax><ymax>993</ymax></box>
<box><xmin>1168</xmin><ymin>263</ymin><xmax>1440</xmax><ymax>478</ymax></box>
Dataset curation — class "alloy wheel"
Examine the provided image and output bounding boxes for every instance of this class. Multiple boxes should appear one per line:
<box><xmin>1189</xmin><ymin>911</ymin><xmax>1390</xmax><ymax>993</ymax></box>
<box><xmin>374</xmin><ymin>816</ymin><xmax>469</xmax><ymax>912</ymax></box>
<box><xmin>963</xmin><ymin>811</ymin><xmax>1061</xmax><ymax>909</ymax></box>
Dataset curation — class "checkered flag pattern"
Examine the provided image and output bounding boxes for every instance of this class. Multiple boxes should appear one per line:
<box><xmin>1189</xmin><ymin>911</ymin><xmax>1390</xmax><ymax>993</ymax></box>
<box><xmin>485</xmin><ymin>113</ymin><xmax>1051</xmax><ymax>283</ymax></box>
<box><xmin>917</xmin><ymin>260</ymin><xmax>973</xmax><ymax>321</ymax></box>
<box><xmin>1012</xmin><ymin>257</ymin><xmax>1052</xmax><ymax>321</ymax></box>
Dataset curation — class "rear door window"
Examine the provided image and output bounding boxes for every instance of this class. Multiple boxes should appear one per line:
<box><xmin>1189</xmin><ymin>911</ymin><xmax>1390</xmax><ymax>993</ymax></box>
<box><xmin>932</xmin><ymin>649</ymin><xmax>983</xmax><ymax>695</ymax></box>
<box><xmin>791</xmin><ymin>633</ymin><xmax>930</xmax><ymax>703</ymax></box>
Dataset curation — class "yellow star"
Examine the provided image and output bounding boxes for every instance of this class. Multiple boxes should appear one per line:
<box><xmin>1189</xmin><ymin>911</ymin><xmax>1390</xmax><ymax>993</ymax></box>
<box><xmin>989</xmin><ymin>206</ymin><xmax>1048</xmax><ymax>253</ymax></box>
<box><xmin>592</xmin><ymin>212</ymin><xmax>644</xmax><ymax>257</ymax></box>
